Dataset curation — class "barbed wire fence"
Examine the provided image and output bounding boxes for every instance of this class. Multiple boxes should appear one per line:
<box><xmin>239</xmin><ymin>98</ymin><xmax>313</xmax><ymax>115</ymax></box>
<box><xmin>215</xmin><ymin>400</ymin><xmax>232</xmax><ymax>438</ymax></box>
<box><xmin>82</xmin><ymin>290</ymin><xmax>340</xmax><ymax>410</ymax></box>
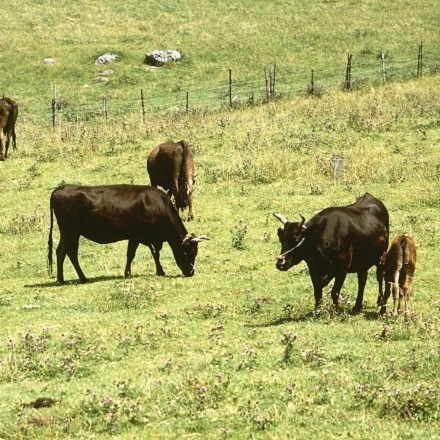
<box><xmin>20</xmin><ymin>42</ymin><xmax>440</xmax><ymax>128</ymax></box>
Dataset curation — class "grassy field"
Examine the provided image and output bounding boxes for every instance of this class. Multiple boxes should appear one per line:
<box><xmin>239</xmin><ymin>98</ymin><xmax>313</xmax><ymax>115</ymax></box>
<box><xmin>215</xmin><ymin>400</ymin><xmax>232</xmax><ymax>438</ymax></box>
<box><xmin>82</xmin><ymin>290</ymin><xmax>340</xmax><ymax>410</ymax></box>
<box><xmin>2</xmin><ymin>0</ymin><xmax>440</xmax><ymax>109</ymax></box>
<box><xmin>2</xmin><ymin>1</ymin><xmax>440</xmax><ymax>439</ymax></box>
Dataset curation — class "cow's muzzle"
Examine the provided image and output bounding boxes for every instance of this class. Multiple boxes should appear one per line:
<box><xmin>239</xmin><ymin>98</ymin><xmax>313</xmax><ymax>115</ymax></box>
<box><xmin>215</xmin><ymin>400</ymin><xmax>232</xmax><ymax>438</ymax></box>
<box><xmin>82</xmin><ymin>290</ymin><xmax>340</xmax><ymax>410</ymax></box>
<box><xmin>276</xmin><ymin>255</ymin><xmax>289</xmax><ymax>271</ymax></box>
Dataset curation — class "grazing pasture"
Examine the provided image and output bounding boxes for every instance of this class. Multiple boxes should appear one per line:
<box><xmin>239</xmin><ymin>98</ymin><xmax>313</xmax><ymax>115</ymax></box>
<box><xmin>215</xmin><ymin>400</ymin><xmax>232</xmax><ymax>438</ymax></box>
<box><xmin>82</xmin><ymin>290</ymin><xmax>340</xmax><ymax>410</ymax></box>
<box><xmin>1</xmin><ymin>77</ymin><xmax>440</xmax><ymax>439</ymax></box>
<box><xmin>1</xmin><ymin>1</ymin><xmax>440</xmax><ymax>438</ymax></box>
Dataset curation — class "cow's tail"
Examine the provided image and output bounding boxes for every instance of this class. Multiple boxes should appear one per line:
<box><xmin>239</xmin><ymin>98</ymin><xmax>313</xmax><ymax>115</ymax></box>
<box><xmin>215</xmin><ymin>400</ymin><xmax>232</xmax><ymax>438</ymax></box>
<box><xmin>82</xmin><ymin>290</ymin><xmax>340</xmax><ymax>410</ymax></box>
<box><xmin>180</xmin><ymin>139</ymin><xmax>190</xmax><ymax>173</ymax></box>
<box><xmin>401</xmin><ymin>236</ymin><xmax>411</xmax><ymax>267</ymax></box>
<box><xmin>47</xmin><ymin>196</ymin><xmax>54</xmax><ymax>275</ymax></box>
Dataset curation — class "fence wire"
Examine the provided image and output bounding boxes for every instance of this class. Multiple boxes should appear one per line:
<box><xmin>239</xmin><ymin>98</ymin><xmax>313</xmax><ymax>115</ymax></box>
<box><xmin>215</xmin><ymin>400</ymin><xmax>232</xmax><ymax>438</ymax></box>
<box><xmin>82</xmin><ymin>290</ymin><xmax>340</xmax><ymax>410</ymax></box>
<box><xmin>20</xmin><ymin>53</ymin><xmax>440</xmax><ymax>127</ymax></box>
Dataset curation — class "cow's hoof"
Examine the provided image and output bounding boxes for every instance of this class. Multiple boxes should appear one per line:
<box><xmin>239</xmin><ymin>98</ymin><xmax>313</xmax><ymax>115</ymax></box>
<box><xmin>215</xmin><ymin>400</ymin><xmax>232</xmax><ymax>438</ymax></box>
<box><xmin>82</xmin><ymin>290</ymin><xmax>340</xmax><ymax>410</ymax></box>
<box><xmin>351</xmin><ymin>307</ymin><xmax>362</xmax><ymax>315</ymax></box>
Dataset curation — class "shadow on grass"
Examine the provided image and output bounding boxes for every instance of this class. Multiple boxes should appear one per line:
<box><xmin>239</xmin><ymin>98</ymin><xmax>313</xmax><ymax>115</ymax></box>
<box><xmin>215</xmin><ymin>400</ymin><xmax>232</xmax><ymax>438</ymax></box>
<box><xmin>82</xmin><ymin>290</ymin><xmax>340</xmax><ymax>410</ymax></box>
<box><xmin>247</xmin><ymin>307</ymin><xmax>380</xmax><ymax>328</ymax></box>
<box><xmin>25</xmin><ymin>273</ymin><xmax>184</xmax><ymax>288</ymax></box>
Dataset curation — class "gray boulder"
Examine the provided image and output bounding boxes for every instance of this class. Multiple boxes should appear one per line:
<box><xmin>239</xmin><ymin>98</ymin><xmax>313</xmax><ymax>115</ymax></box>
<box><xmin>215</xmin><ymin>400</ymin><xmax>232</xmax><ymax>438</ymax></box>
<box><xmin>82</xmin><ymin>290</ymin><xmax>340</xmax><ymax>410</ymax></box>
<box><xmin>95</xmin><ymin>53</ymin><xmax>118</xmax><ymax>66</ymax></box>
<box><xmin>145</xmin><ymin>50</ymin><xmax>181</xmax><ymax>66</ymax></box>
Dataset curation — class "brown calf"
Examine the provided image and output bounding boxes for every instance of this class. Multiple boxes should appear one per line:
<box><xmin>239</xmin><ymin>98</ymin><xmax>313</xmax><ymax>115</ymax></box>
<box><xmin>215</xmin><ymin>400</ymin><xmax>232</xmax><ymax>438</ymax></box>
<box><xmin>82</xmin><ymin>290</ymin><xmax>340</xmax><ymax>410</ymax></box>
<box><xmin>377</xmin><ymin>234</ymin><xmax>417</xmax><ymax>316</ymax></box>
<box><xmin>0</xmin><ymin>97</ymin><xmax>18</xmax><ymax>161</ymax></box>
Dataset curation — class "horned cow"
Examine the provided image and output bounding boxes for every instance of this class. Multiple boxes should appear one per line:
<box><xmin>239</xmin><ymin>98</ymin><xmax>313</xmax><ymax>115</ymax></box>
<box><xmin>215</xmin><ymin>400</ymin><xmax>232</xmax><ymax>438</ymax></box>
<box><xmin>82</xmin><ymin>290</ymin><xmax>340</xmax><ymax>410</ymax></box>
<box><xmin>48</xmin><ymin>184</ymin><xmax>208</xmax><ymax>284</ymax></box>
<box><xmin>274</xmin><ymin>193</ymin><xmax>389</xmax><ymax>313</ymax></box>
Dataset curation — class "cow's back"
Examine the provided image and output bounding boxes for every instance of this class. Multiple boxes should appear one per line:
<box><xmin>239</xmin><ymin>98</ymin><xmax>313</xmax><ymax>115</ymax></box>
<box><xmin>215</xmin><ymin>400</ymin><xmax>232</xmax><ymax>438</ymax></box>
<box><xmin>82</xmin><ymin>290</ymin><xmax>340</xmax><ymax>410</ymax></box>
<box><xmin>51</xmin><ymin>184</ymin><xmax>186</xmax><ymax>243</ymax></box>
<box><xmin>147</xmin><ymin>142</ymin><xmax>184</xmax><ymax>190</ymax></box>
<box><xmin>305</xmin><ymin>193</ymin><xmax>389</xmax><ymax>271</ymax></box>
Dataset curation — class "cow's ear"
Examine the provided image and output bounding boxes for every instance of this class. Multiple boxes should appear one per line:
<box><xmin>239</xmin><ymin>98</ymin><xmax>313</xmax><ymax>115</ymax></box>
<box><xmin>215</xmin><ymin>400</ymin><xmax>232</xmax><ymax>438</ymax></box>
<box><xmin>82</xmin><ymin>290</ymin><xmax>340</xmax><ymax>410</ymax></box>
<box><xmin>182</xmin><ymin>233</ymin><xmax>196</xmax><ymax>245</ymax></box>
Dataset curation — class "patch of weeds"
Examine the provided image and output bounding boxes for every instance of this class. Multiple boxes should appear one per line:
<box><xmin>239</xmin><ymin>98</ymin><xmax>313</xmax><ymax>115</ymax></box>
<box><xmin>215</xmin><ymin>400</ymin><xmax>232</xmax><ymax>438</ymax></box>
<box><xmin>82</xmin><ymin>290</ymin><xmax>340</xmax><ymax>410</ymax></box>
<box><xmin>165</xmin><ymin>372</ymin><xmax>231</xmax><ymax>418</ymax></box>
<box><xmin>8</xmin><ymin>204</ymin><xmax>45</xmax><ymax>234</ymax></box>
<box><xmin>300</xmin><ymin>344</ymin><xmax>327</xmax><ymax>368</ymax></box>
<box><xmin>4</xmin><ymin>327</ymin><xmax>96</xmax><ymax>381</ymax></box>
<box><xmin>189</xmin><ymin>303</ymin><xmax>226</xmax><ymax>320</ymax></box>
<box><xmin>243</xmin><ymin>296</ymin><xmax>274</xmax><ymax>316</ymax></box>
<box><xmin>238</xmin><ymin>400</ymin><xmax>276</xmax><ymax>430</ymax></box>
<box><xmin>79</xmin><ymin>386</ymin><xmax>148</xmax><ymax>435</ymax></box>
<box><xmin>117</xmin><ymin>322</ymin><xmax>159</xmax><ymax>352</ymax></box>
<box><xmin>105</xmin><ymin>281</ymin><xmax>157</xmax><ymax>310</ymax></box>
<box><xmin>354</xmin><ymin>380</ymin><xmax>440</xmax><ymax>421</ymax></box>
<box><xmin>230</xmin><ymin>219</ymin><xmax>248</xmax><ymax>250</ymax></box>
<box><xmin>237</xmin><ymin>345</ymin><xmax>258</xmax><ymax>371</ymax></box>
<box><xmin>313</xmin><ymin>370</ymin><xmax>333</xmax><ymax>405</ymax></box>
<box><xmin>280</xmin><ymin>332</ymin><xmax>298</xmax><ymax>365</ymax></box>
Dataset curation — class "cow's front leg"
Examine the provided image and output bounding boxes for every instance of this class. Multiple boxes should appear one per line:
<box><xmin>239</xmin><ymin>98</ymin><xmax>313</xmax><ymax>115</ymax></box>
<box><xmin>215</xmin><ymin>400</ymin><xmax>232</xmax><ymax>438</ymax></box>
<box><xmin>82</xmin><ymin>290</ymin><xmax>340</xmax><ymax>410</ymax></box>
<box><xmin>331</xmin><ymin>272</ymin><xmax>347</xmax><ymax>307</ymax></box>
<box><xmin>352</xmin><ymin>270</ymin><xmax>368</xmax><ymax>313</ymax></box>
<box><xmin>125</xmin><ymin>240</ymin><xmax>139</xmax><ymax>277</ymax></box>
<box><xmin>310</xmin><ymin>277</ymin><xmax>324</xmax><ymax>310</ymax></box>
<box><xmin>148</xmin><ymin>243</ymin><xmax>165</xmax><ymax>276</ymax></box>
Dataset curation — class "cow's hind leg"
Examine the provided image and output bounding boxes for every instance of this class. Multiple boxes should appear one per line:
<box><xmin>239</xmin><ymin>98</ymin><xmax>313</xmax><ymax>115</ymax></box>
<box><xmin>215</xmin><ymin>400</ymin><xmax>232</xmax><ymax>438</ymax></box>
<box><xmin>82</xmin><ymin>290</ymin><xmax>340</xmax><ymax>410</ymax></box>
<box><xmin>148</xmin><ymin>243</ymin><xmax>165</xmax><ymax>276</ymax></box>
<box><xmin>352</xmin><ymin>270</ymin><xmax>368</xmax><ymax>313</ymax></box>
<box><xmin>378</xmin><ymin>282</ymin><xmax>392</xmax><ymax>315</ymax></box>
<box><xmin>4</xmin><ymin>136</ymin><xmax>10</xmax><ymax>159</ymax></box>
<box><xmin>391</xmin><ymin>270</ymin><xmax>401</xmax><ymax>316</ymax></box>
<box><xmin>331</xmin><ymin>272</ymin><xmax>347</xmax><ymax>308</ymax></box>
<box><xmin>55</xmin><ymin>234</ymin><xmax>68</xmax><ymax>284</ymax></box>
<box><xmin>125</xmin><ymin>240</ymin><xmax>139</xmax><ymax>277</ymax></box>
<box><xmin>0</xmin><ymin>137</ymin><xmax>4</xmax><ymax>161</ymax></box>
<box><xmin>64</xmin><ymin>234</ymin><xmax>88</xmax><ymax>283</ymax></box>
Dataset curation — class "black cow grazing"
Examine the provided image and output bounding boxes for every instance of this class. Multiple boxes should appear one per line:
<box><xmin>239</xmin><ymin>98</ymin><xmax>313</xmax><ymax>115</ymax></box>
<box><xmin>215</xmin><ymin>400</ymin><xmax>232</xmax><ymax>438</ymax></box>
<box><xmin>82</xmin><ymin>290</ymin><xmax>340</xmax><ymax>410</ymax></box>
<box><xmin>377</xmin><ymin>234</ymin><xmax>417</xmax><ymax>316</ymax></box>
<box><xmin>274</xmin><ymin>193</ymin><xmax>389</xmax><ymax>313</ymax></box>
<box><xmin>0</xmin><ymin>97</ymin><xmax>18</xmax><ymax>160</ymax></box>
<box><xmin>147</xmin><ymin>140</ymin><xmax>195</xmax><ymax>221</ymax></box>
<box><xmin>47</xmin><ymin>184</ymin><xmax>209</xmax><ymax>284</ymax></box>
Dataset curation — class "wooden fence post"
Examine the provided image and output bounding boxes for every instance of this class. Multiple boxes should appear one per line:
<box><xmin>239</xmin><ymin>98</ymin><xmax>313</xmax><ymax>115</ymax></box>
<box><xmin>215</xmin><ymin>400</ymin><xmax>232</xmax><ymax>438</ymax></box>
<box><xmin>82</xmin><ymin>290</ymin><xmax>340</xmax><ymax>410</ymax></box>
<box><xmin>271</xmin><ymin>63</ymin><xmax>276</xmax><ymax>98</ymax></box>
<box><xmin>265</xmin><ymin>68</ymin><xmax>270</xmax><ymax>103</ymax></box>
<box><xmin>140</xmin><ymin>89</ymin><xmax>146</xmax><ymax>122</ymax></box>
<box><xmin>344</xmin><ymin>54</ymin><xmax>352</xmax><ymax>90</ymax></box>
<box><xmin>265</xmin><ymin>64</ymin><xmax>276</xmax><ymax>103</ymax></box>
<box><xmin>381</xmin><ymin>52</ymin><xmax>386</xmax><ymax>84</ymax></box>
<box><xmin>417</xmin><ymin>41</ymin><xmax>423</xmax><ymax>77</ymax></box>
<box><xmin>51</xmin><ymin>85</ymin><xmax>57</xmax><ymax>129</ymax></box>
<box><xmin>229</xmin><ymin>68</ymin><xmax>232</xmax><ymax>107</ymax></box>
<box><xmin>186</xmin><ymin>92</ymin><xmax>189</xmax><ymax>113</ymax></box>
<box><xmin>310</xmin><ymin>69</ymin><xmax>315</xmax><ymax>95</ymax></box>
<box><xmin>103</xmin><ymin>97</ymin><xmax>107</xmax><ymax>121</ymax></box>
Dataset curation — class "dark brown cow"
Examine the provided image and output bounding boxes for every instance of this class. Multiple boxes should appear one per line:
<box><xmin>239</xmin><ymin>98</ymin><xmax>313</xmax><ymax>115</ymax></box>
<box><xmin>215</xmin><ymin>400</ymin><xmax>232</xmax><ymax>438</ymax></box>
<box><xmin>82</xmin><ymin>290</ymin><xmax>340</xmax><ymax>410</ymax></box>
<box><xmin>274</xmin><ymin>193</ymin><xmax>389</xmax><ymax>313</ymax></box>
<box><xmin>377</xmin><ymin>234</ymin><xmax>417</xmax><ymax>316</ymax></box>
<box><xmin>147</xmin><ymin>140</ymin><xmax>195</xmax><ymax>221</ymax></box>
<box><xmin>0</xmin><ymin>97</ymin><xmax>18</xmax><ymax>160</ymax></box>
<box><xmin>47</xmin><ymin>184</ymin><xmax>208</xmax><ymax>284</ymax></box>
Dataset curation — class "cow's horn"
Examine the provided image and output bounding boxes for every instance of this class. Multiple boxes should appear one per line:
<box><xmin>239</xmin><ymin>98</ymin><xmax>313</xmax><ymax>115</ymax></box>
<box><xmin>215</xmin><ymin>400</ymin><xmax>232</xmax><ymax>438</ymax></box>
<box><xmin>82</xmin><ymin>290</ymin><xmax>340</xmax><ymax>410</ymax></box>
<box><xmin>274</xmin><ymin>213</ymin><xmax>288</xmax><ymax>224</ymax></box>
<box><xmin>183</xmin><ymin>234</ymin><xmax>210</xmax><ymax>244</ymax></box>
<box><xmin>192</xmin><ymin>235</ymin><xmax>210</xmax><ymax>243</ymax></box>
<box><xmin>299</xmin><ymin>214</ymin><xmax>307</xmax><ymax>230</ymax></box>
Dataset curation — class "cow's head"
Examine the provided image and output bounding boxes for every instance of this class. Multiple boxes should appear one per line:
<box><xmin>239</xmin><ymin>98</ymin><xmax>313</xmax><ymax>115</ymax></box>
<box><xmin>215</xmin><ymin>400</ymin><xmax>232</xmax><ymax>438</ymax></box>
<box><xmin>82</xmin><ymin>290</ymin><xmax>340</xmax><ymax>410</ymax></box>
<box><xmin>175</xmin><ymin>233</ymin><xmax>209</xmax><ymax>276</ymax></box>
<box><xmin>274</xmin><ymin>213</ymin><xmax>307</xmax><ymax>271</ymax></box>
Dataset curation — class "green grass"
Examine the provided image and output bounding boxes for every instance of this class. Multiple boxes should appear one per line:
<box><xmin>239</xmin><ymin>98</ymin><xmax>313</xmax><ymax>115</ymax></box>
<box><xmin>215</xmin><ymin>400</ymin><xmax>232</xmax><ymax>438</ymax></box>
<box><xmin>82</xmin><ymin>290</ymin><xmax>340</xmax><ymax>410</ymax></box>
<box><xmin>2</xmin><ymin>1</ymin><xmax>440</xmax><ymax>438</ymax></box>
<box><xmin>2</xmin><ymin>0</ymin><xmax>440</xmax><ymax>108</ymax></box>
<box><xmin>2</xmin><ymin>77</ymin><xmax>440</xmax><ymax>438</ymax></box>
